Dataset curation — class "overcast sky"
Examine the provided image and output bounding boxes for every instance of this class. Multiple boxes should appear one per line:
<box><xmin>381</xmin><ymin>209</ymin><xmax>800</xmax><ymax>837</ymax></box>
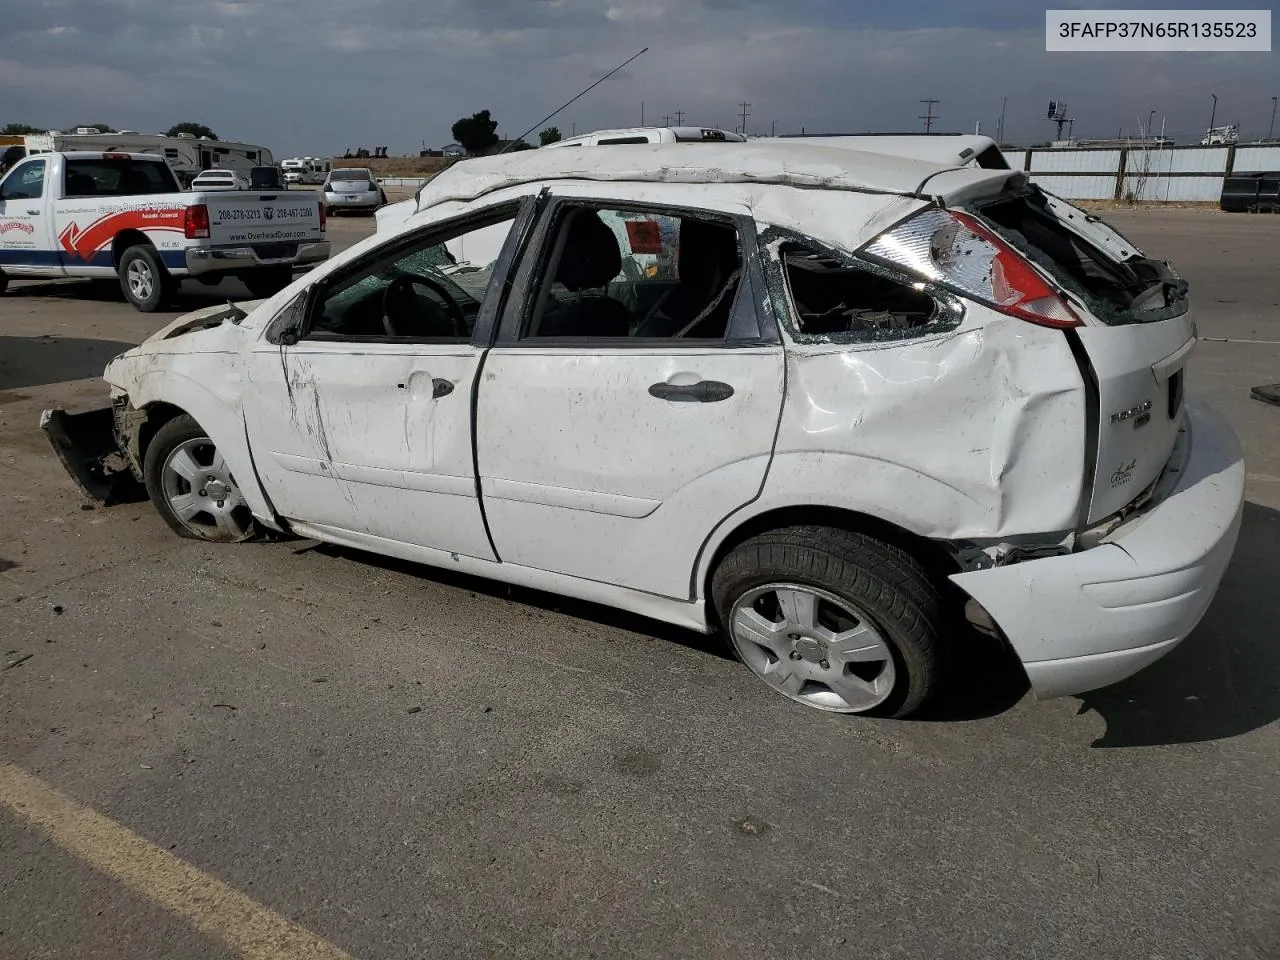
<box><xmin>3</xmin><ymin>0</ymin><xmax>1277</xmax><ymax>156</ymax></box>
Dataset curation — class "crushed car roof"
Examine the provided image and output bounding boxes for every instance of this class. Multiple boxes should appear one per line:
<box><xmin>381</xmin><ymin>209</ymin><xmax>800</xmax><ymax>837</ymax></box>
<box><xmin>414</xmin><ymin>141</ymin><xmax>1012</xmax><ymax>211</ymax></box>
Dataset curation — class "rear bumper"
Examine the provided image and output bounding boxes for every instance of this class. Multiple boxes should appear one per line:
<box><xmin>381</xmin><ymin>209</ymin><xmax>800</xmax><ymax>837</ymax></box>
<box><xmin>185</xmin><ymin>240</ymin><xmax>330</xmax><ymax>275</ymax></box>
<box><xmin>952</xmin><ymin>399</ymin><xmax>1245</xmax><ymax>699</ymax></box>
<box><xmin>324</xmin><ymin>192</ymin><xmax>381</xmax><ymax>210</ymax></box>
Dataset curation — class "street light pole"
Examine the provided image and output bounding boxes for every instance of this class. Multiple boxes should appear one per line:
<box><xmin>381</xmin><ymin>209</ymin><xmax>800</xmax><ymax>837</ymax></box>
<box><xmin>1208</xmin><ymin>93</ymin><xmax>1218</xmax><ymax>138</ymax></box>
<box><xmin>1147</xmin><ymin>109</ymin><xmax>1156</xmax><ymax>142</ymax></box>
<box><xmin>1270</xmin><ymin>96</ymin><xmax>1277</xmax><ymax>141</ymax></box>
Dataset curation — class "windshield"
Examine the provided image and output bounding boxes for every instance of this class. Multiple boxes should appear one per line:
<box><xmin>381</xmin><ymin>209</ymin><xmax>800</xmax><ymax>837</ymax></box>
<box><xmin>331</xmin><ymin>169</ymin><xmax>371</xmax><ymax>181</ymax></box>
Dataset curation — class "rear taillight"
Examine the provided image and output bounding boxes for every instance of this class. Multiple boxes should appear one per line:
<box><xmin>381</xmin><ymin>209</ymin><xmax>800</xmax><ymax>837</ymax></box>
<box><xmin>318</xmin><ymin>202</ymin><xmax>326</xmax><ymax>232</ymax></box>
<box><xmin>184</xmin><ymin>204</ymin><xmax>210</xmax><ymax>239</ymax></box>
<box><xmin>863</xmin><ymin>208</ymin><xmax>1082</xmax><ymax>329</ymax></box>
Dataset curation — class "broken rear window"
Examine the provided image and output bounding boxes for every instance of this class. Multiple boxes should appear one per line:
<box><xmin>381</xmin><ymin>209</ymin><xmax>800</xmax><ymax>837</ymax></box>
<box><xmin>762</xmin><ymin>228</ymin><xmax>963</xmax><ymax>345</ymax></box>
<box><xmin>966</xmin><ymin>189</ymin><xmax>1189</xmax><ymax>325</ymax></box>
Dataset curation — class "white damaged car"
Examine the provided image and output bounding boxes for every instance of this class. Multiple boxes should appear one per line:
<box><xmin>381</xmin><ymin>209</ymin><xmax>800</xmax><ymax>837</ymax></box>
<box><xmin>42</xmin><ymin>142</ymin><xmax>1244</xmax><ymax>717</ymax></box>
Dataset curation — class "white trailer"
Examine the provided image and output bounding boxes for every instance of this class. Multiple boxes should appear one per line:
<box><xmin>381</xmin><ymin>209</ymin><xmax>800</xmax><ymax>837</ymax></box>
<box><xmin>20</xmin><ymin>132</ymin><xmax>274</xmax><ymax>187</ymax></box>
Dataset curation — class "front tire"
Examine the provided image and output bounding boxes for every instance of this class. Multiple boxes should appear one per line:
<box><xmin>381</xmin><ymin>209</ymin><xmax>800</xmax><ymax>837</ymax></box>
<box><xmin>0</xmin><ymin>268</ymin><xmax>8</xmax><ymax>295</ymax></box>
<box><xmin>118</xmin><ymin>245</ymin><xmax>174</xmax><ymax>312</ymax></box>
<box><xmin>711</xmin><ymin>526</ymin><xmax>945</xmax><ymax>718</ymax></box>
<box><xmin>143</xmin><ymin>415</ymin><xmax>256</xmax><ymax>543</ymax></box>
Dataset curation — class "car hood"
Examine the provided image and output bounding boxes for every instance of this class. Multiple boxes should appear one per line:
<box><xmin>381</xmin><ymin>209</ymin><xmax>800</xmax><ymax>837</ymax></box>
<box><xmin>142</xmin><ymin>300</ymin><xmax>267</xmax><ymax>344</ymax></box>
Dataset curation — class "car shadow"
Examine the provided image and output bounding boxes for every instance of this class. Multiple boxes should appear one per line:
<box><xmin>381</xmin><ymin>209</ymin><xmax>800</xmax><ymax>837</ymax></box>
<box><xmin>1074</xmin><ymin>500</ymin><xmax>1280</xmax><ymax>748</ymax></box>
<box><xmin>291</xmin><ymin>541</ymin><xmax>736</xmax><ymax>662</ymax></box>
<box><xmin>0</xmin><ymin>558</ymin><xmax>16</xmax><ymax>573</ymax></box>
<box><xmin>0</xmin><ymin>336</ymin><xmax>138</xmax><ymax>390</ymax></box>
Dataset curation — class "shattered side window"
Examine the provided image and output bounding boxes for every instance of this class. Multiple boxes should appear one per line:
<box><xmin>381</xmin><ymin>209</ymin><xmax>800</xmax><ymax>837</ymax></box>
<box><xmin>759</xmin><ymin>226</ymin><xmax>964</xmax><ymax>345</ymax></box>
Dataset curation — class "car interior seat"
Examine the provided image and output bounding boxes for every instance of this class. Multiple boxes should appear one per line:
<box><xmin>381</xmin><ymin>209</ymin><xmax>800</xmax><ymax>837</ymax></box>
<box><xmin>633</xmin><ymin>218</ymin><xmax>740</xmax><ymax>338</ymax></box>
<box><xmin>535</xmin><ymin>209</ymin><xmax>635</xmax><ymax>337</ymax></box>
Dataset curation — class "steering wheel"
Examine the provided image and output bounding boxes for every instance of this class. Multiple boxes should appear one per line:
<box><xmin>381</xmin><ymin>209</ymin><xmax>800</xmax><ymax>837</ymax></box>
<box><xmin>381</xmin><ymin>273</ymin><xmax>467</xmax><ymax>338</ymax></box>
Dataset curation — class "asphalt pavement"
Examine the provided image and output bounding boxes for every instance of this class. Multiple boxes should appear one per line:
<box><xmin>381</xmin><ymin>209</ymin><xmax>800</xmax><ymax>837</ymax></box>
<box><xmin>2</xmin><ymin>207</ymin><xmax>1278</xmax><ymax>960</ymax></box>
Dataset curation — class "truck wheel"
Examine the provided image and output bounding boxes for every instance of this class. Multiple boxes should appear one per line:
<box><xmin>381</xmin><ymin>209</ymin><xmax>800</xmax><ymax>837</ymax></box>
<box><xmin>118</xmin><ymin>245</ymin><xmax>174</xmax><ymax>312</ymax></box>
<box><xmin>711</xmin><ymin>526</ymin><xmax>945</xmax><ymax>718</ymax></box>
<box><xmin>242</xmin><ymin>266</ymin><xmax>293</xmax><ymax>298</ymax></box>
<box><xmin>0</xmin><ymin>268</ymin><xmax>7</xmax><ymax>295</ymax></box>
<box><xmin>143</xmin><ymin>414</ymin><xmax>256</xmax><ymax>543</ymax></box>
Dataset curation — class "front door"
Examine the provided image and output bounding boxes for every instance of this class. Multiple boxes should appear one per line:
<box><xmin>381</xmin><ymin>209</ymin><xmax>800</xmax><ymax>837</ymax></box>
<box><xmin>244</xmin><ymin>200</ymin><xmax>532</xmax><ymax>560</ymax></box>
<box><xmin>0</xmin><ymin>157</ymin><xmax>57</xmax><ymax>274</ymax></box>
<box><xmin>475</xmin><ymin>198</ymin><xmax>785</xmax><ymax>599</ymax></box>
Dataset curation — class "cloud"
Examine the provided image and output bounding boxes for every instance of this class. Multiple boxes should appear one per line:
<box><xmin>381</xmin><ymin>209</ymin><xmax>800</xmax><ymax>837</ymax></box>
<box><xmin>1</xmin><ymin>0</ymin><xmax>1274</xmax><ymax>155</ymax></box>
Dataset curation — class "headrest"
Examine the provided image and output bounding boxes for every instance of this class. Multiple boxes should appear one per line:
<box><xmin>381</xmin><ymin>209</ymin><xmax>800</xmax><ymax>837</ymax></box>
<box><xmin>554</xmin><ymin>209</ymin><xmax>622</xmax><ymax>291</ymax></box>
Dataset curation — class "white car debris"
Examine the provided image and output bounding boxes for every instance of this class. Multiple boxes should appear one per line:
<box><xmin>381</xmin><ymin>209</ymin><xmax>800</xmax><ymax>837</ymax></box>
<box><xmin>41</xmin><ymin>141</ymin><xmax>1244</xmax><ymax>717</ymax></box>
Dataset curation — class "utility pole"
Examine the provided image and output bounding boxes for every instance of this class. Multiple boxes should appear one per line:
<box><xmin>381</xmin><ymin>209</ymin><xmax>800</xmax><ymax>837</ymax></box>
<box><xmin>919</xmin><ymin>98</ymin><xmax>939</xmax><ymax>134</ymax></box>
<box><xmin>641</xmin><ymin>101</ymin><xmax>645</xmax><ymax>126</ymax></box>
<box><xmin>771</xmin><ymin>120</ymin><xmax>776</xmax><ymax>136</ymax></box>
<box><xmin>1270</xmin><ymin>96</ymin><xmax>1277</xmax><ymax>140</ymax></box>
<box><xmin>1208</xmin><ymin>93</ymin><xmax>1218</xmax><ymax>138</ymax></box>
<box><xmin>738</xmin><ymin>102</ymin><xmax>751</xmax><ymax>136</ymax></box>
<box><xmin>661</xmin><ymin>114</ymin><xmax>670</xmax><ymax>126</ymax></box>
<box><xmin>673</xmin><ymin>110</ymin><xmax>685</xmax><ymax>125</ymax></box>
<box><xmin>997</xmin><ymin>96</ymin><xmax>1007</xmax><ymax>146</ymax></box>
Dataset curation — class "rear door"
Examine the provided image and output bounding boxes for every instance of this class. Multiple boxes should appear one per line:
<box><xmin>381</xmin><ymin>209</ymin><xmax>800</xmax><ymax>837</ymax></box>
<box><xmin>474</xmin><ymin>194</ymin><xmax>785</xmax><ymax>600</ymax></box>
<box><xmin>968</xmin><ymin>187</ymin><xmax>1193</xmax><ymax>524</ymax></box>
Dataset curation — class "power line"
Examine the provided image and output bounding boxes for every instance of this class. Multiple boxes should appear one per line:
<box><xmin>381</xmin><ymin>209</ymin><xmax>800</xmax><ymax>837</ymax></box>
<box><xmin>501</xmin><ymin>46</ymin><xmax>649</xmax><ymax>152</ymax></box>
<box><xmin>919</xmin><ymin>98</ymin><xmax>939</xmax><ymax>133</ymax></box>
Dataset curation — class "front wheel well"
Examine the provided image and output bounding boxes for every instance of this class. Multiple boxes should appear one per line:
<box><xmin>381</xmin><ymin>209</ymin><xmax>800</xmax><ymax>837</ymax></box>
<box><xmin>130</xmin><ymin>401</ymin><xmax>189</xmax><ymax>468</ymax></box>
<box><xmin>700</xmin><ymin>506</ymin><xmax>963</xmax><ymax>628</ymax></box>
<box><xmin>111</xmin><ymin>230</ymin><xmax>153</xmax><ymax>267</ymax></box>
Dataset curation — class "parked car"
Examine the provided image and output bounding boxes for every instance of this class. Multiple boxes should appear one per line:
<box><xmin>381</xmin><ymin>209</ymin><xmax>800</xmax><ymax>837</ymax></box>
<box><xmin>249</xmin><ymin>165</ymin><xmax>288</xmax><ymax>191</ymax></box>
<box><xmin>41</xmin><ymin>142</ymin><xmax>1243</xmax><ymax>717</ymax></box>
<box><xmin>0</xmin><ymin>151</ymin><xmax>329</xmax><ymax>310</ymax></box>
<box><xmin>322</xmin><ymin>167</ymin><xmax>386</xmax><ymax>215</ymax></box>
<box><xmin>190</xmin><ymin>168</ymin><xmax>250</xmax><ymax>192</ymax></box>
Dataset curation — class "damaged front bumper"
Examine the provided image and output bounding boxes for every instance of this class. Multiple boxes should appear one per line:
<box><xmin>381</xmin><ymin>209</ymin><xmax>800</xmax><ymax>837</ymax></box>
<box><xmin>952</xmin><ymin>400</ymin><xmax>1245</xmax><ymax>700</ymax></box>
<box><xmin>40</xmin><ymin>399</ymin><xmax>146</xmax><ymax>504</ymax></box>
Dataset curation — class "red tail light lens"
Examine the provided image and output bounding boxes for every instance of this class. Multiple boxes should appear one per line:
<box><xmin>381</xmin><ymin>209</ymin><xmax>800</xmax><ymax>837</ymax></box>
<box><xmin>318</xmin><ymin>201</ymin><xmax>326</xmax><ymax>232</ymax></box>
<box><xmin>863</xmin><ymin>208</ymin><xmax>1082</xmax><ymax>329</ymax></box>
<box><xmin>184</xmin><ymin>204</ymin><xmax>210</xmax><ymax>239</ymax></box>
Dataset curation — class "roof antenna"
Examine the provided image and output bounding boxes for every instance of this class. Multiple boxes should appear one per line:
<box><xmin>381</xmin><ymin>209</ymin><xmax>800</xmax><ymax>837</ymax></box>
<box><xmin>501</xmin><ymin>47</ymin><xmax>650</xmax><ymax>153</ymax></box>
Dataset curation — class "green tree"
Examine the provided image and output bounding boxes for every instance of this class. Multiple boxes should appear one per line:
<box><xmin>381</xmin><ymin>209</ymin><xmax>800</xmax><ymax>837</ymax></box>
<box><xmin>539</xmin><ymin>126</ymin><xmax>562</xmax><ymax>146</ymax></box>
<box><xmin>166</xmin><ymin>122</ymin><xmax>218</xmax><ymax>140</ymax></box>
<box><xmin>2</xmin><ymin>122</ymin><xmax>44</xmax><ymax>135</ymax></box>
<box><xmin>451</xmin><ymin>110</ymin><xmax>499</xmax><ymax>155</ymax></box>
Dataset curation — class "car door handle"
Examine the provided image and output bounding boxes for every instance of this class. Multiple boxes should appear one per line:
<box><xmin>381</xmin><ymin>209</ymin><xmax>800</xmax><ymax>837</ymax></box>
<box><xmin>396</xmin><ymin>376</ymin><xmax>454</xmax><ymax>399</ymax></box>
<box><xmin>26</xmin><ymin>209</ymin><xmax>39</xmax><ymax>215</ymax></box>
<box><xmin>648</xmin><ymin>380</ymin><xmax>735</xmax><ymax>403</ymax></box>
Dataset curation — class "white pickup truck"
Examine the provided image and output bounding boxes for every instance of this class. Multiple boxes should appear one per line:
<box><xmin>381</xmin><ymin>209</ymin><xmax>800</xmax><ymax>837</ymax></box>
<box><xmin>0</xmin><ymin>151</ymin><xmax>329</xmax><ymax>311</ymax></box>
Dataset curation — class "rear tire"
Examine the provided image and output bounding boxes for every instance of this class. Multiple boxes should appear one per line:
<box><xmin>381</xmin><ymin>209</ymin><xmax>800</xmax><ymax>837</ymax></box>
<box><xmin>242</xmin><ymin>266</ymin><xmax>293</xmax><ymax>299</ymax></box>
<box><xmin>711</xmin><ymin>525</ymin><xmax>945</xmax><ymax>718</ymax></box>
<box><xmin>0</xmin><ymin>268</ymin><xmax>7</xmax><ymax>295</ymax></box>
<box><xmin>118</xmin><ymin>245</ymin><xmax>174</xmax><ymax>313</ymax></box>
<box><xmin>143</xmin><ymin>414</ymin><xmax>256</xmax><ymax>543</ymax></box>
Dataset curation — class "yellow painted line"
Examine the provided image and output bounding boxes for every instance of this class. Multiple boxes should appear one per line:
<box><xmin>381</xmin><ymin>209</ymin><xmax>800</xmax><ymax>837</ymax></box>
<box><xmin>0</xmin><ymin>763</ymin><xmax>355</xmax><ymax>960</ymax></box>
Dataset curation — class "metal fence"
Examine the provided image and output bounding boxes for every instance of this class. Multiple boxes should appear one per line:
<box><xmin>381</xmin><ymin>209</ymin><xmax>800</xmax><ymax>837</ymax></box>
<box><xmin>375</xmin><ymin>145</ymin><xmax>1280</xmax><ymax>202</ymax></box>
<box><xmin>1003</xmin><ymin>144</ymin><xmax>1280</xmax><ymax>202</ymax></box>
